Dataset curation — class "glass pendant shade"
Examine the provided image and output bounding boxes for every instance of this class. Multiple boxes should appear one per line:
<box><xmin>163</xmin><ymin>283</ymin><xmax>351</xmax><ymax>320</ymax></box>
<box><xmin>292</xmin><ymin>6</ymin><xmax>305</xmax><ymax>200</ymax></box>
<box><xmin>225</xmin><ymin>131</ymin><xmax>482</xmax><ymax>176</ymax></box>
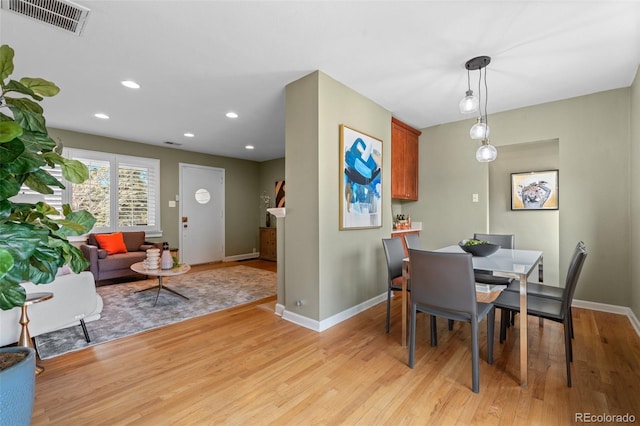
<box><xmin>476</xmin><ymin>142</ymin><xmax>497</xmax><ymax>162</ymax></box>
<box><xmin>470</xmin><ymin>119</ymin><xmax>490</xmax><ymax>140</ymax></box>
<box><xmin>459</xmin><ymin>90</ymin><xmax>478</xmax><ymax>114</ymax></box>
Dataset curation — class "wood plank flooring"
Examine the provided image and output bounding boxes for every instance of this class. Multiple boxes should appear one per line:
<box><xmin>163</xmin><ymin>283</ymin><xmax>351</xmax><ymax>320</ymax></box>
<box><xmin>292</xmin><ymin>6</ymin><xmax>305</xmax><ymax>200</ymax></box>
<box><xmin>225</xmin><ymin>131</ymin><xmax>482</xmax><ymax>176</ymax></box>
<box><xmin>31</xmin><ymin>261</ymin><xmax>640</xmax><ymax>425</ymax></box>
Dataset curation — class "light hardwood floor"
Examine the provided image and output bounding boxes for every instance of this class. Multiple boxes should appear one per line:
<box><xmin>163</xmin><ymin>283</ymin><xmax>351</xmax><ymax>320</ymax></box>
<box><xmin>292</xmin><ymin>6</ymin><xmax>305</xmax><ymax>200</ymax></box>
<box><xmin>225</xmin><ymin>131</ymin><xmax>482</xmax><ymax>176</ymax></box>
<box><xmin>32</xmin><ymin>261</ymin><xmax>640</xmax><ymax>425</ymax></box>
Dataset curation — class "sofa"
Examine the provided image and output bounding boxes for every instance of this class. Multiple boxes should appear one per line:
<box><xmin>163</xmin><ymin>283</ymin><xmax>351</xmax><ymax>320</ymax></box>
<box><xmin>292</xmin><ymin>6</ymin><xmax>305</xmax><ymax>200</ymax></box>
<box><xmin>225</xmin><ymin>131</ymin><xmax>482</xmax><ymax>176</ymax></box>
<box><xmin>81</xmin><ymin>231</ymin><xmax>162</xmax><ymax>282</ymax></box>
<box><xmin>0</xmin><ymin>271</ymin><xmax>103</xmax><ymax>347</ymax></box>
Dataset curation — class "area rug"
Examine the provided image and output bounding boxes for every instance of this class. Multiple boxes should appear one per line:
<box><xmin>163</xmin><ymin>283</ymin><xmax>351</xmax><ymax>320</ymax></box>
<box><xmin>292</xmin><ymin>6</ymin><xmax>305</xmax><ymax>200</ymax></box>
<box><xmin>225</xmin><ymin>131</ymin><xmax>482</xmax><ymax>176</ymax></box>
<box><xmin>34</xmin><ymin>265</ymin><xmax>276</xmax><ymax>359</ymax></box>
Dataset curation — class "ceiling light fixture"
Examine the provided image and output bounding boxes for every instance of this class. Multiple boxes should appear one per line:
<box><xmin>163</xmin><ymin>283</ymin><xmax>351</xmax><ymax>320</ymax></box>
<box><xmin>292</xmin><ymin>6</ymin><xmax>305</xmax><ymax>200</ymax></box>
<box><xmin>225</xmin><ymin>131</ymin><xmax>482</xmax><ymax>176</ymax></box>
<box><xmin>121</xmin><ymin>80</ymin><xmax>140</xmax><ymax>89</ymax></box>
<box><xmin>94</xmin><ymin>113</ymin><xmax>109</xmax><ymax>119</ymax></box>
<box><xmin>184</xmin><ymin>133</ymin><xmax>194</xmax><ymax>138</ymax></box>
<box><xmin>226</xmin><ymin>112</ymin><xmax>239</xmax><ymax>119</ymax></box>
<box><xmin>245</xmin><ymin>145</ymin><xmax>254</xmax><ymax>150</ymax></box>
<box><xmin>461</xmin><ymin>56</ymin><xmax>497</xmax><ymax>162</ymax></box>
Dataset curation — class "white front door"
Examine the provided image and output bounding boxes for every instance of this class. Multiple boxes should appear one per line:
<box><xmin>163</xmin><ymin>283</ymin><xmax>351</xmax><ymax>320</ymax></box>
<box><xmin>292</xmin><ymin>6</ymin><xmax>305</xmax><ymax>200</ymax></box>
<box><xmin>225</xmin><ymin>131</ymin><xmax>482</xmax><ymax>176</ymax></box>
<box><xmin>179</xmin><ymin>164</ymin><xmax>224</xmax><ymax>265</ymax></box>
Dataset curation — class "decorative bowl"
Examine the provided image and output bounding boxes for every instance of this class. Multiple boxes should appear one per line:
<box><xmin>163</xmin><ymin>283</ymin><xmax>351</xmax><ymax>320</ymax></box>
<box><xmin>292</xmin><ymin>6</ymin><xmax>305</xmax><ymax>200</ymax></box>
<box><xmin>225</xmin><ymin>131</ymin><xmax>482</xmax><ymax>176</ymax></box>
<box><xmin>459</xmin><ymin>239</ymin><xmax>500</xmax><ymax>257</ymax></box>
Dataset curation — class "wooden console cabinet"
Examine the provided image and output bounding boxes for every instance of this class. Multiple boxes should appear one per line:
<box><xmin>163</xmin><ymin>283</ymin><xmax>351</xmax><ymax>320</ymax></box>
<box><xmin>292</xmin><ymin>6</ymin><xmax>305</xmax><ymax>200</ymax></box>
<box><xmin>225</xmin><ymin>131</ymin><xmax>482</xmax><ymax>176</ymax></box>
<box><xmin>391</xmin><ymin>117</ymin><xmax>421</xmax><ymax>200</ymax></box>
<box><xmin>259</xmin><ymin>227</ymin><xmax>277</xmax><ymax>261</ymax></box>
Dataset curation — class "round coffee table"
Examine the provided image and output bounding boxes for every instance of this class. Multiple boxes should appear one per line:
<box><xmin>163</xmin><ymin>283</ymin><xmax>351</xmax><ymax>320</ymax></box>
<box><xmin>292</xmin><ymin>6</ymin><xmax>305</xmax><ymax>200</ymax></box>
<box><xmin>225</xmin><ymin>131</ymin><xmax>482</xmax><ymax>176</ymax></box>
<box><xmin>130</xmin><ymin>263</ymin><xmax>191</xmax><ymax>306</ymax></box>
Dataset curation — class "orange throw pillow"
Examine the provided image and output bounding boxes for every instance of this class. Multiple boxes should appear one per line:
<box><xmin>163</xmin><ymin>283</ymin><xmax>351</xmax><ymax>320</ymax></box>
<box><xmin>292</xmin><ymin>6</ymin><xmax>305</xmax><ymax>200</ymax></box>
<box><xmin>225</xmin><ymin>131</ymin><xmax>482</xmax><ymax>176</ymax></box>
<box><xmin>94</xmin><ymin>232</ymin><xmax>128</xmax><ymax>255</ymax></box>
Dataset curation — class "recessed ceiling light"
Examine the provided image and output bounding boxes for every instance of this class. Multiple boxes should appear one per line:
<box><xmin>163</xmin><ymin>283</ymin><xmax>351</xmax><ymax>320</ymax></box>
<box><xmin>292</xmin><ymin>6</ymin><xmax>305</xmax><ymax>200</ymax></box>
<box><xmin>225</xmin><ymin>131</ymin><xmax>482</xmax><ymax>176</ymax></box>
<box><xmin>94</xmin><ymin>113</ymin><xmax>109</xmax><ymax>119</ymax></box>
<box><xmin>226</xmin><ymin>112</ymin><xmax>239</xmax><ymax>118</ymax></box>
<box><xmin>121</xmin><ymin>80</ymin><xmax>140</xmax><ymax>89</ymax></box>
<box><xmin>245</xmin><ymin>145</ymin><xmax>254</xmax><ymax>150</ymax></box>
<box><xmin>184</xmin><ymin>133</ymin><xmax>195</xmax><ymax>138</ymax></box>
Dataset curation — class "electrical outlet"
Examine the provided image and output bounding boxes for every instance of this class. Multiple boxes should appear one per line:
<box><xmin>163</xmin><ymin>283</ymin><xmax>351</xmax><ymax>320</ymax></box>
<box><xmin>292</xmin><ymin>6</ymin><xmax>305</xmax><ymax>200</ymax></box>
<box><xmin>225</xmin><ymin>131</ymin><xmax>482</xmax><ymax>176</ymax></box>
<box><xmin>472</xmin><ymin>193</ymin><xmax>479</xmax><ymax>203</ymax></box>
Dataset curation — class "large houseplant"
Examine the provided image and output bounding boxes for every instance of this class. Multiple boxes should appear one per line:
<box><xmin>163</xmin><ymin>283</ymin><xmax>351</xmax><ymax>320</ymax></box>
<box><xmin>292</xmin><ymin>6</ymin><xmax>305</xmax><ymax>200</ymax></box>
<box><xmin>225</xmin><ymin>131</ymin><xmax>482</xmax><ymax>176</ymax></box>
<box><xmin>0</xmin><ymin>44</ymin><xmax>96</xmax><ymax>311</ymax></box>
<box><xmin>0</xmin><ymin>43</ymin><xmax>96</xmax><ymax>423</ymax></box>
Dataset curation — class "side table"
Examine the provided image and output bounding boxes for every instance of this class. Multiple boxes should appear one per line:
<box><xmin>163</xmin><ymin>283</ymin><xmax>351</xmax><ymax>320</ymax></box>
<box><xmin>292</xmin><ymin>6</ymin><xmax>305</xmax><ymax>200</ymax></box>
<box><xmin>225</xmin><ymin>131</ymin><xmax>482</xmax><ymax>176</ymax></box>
<box><xmin>19</xmin><ymin>292</ymin><xmax>53</xmax><ymax>375</ymax></box>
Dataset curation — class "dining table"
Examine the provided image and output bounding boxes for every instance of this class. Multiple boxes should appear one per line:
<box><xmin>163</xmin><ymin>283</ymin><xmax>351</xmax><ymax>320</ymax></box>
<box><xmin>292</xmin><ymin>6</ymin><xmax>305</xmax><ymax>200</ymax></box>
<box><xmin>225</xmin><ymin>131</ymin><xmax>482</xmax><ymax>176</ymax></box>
<box><xmin>401</xmin><ymin>245</ymin><xmax>543</xmax><ymax>388</ymax></box>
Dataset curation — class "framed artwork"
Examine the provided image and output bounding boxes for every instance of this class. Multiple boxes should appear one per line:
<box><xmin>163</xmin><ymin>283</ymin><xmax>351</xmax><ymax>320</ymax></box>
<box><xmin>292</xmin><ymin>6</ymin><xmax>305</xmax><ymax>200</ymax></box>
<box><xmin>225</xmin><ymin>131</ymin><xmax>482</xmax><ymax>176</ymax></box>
<box><xmin>511</xmin><ymin>170</ymin><xmax>559</xmax><ymax>210</ymax></box>
<box><xmin>339</xmin><ymin>124</ymin><xmax>382</xmax><ymax>229</ymax></box>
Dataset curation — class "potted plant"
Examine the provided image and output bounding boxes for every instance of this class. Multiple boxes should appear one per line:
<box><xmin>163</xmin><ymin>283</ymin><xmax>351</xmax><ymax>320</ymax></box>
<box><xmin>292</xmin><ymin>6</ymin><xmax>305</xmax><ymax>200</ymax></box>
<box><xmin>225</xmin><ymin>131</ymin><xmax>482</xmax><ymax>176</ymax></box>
<box><xmin>0</xmin><ymin>44</ymin><xmax>96</xmax><ymax>423</ymax></box>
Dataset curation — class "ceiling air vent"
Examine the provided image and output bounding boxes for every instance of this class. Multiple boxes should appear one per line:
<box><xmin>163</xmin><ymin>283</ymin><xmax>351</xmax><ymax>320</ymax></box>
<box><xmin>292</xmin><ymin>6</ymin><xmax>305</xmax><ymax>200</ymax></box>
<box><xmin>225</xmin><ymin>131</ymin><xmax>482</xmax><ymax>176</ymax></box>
<box><xmin>1</xmin><ymin>0</ymin><xmax>90</xmax><ymax>36</ymax></box>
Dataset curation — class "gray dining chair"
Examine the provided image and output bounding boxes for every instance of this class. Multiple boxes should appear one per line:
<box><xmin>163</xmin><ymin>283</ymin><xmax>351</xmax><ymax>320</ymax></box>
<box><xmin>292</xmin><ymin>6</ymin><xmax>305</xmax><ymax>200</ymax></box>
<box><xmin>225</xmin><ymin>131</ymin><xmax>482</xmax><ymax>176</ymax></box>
<box><xmin>493</xmin><ymin>243</ymin><xmax>587</xmax><ymax>387</ymax></box>
<box><xmin>502</xmin><ymin>241</ymin><xmax>585</xmax><ymax>337</ymax></box>
<box><xmin>404</xmin><ymin>233</ymin><xmax>422</xmax><ymax>251</ymax></box>
<box><xmin>473</xmin><ymin>233</ymin><xmax>515</xmax><ymax>286</ymax></box>
<box><xmin>407</xmin><ymin>249</ymin><xmax>495</xmax><ymax>393</ymax></box>
<box><xmin>382</xmin><ymin>238</ymin><xmax>408</xmax><ymax>333</ymax></box>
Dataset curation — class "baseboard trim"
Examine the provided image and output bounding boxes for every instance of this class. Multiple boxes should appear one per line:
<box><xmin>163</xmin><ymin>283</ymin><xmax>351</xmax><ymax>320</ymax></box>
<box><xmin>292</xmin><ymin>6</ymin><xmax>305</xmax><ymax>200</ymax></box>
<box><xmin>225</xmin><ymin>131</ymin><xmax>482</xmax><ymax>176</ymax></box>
<box><xmin>274</xmin><ymin>303</ymin><xmax>285</xmax><ymax>317</ymax></box>
<box><xmin>223</xmin><ymin>252</ymin><xmax>260</xmax><ymax>262</ymax></box>
<box><xmin>282</xmin><ymin>293</ymin><xmax>387</xmax><ymax>332</ymax></box>
<box><xmin>573</xmin><ymin>299</ymin><xmax>640</xmax><ymax>337</ymax></box>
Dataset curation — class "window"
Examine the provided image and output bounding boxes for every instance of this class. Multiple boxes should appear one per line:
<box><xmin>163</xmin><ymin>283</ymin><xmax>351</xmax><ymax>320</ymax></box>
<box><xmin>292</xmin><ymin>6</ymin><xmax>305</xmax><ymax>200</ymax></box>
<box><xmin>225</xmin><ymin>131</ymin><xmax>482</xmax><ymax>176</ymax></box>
<box><xmin>63</xmin><ymin>149</ymin><xmax>161</xmax><ymax>235</ymax></box>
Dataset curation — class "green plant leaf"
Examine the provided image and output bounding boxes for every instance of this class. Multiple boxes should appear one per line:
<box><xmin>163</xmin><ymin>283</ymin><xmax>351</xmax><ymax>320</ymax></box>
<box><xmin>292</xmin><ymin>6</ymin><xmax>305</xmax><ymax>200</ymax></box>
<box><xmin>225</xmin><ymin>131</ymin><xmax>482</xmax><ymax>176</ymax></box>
<box><xmin>0</xmin><ymin>121</ymin><xmax>22</xmax><ymax>143</ymax></box>
<box><xmin>62</xmin><ymin>158</ymin><xmax>90</xmax><ymax>183</ymax></box>
<box><xmin>3</xmin><ymin>80</ymin><xmax>43</xmax><ymax>101</ymax></box>
<box><xmin>20</xmin><ymin>77</ymin><xmax>60</xmax><ymax>97</ymax></box>
<box><xmin>24</xmin><ymin>169</ymin><xmax>65</xmax><ymax>194</ymax></box>
<box><xmin>5</xmin><ymin>96</ymin><xmax>44</xmax><ymax>114</ymax></box>
<box><xmin>0</xmin><ymin>249</ymin><xmax>14</xmax><ymax>278</ymax></box>
<box><xmin>0</xmin><ymin>137</ymin><xmax>24</xmax><ymax>163</ymax></box>
<box><xmin>0</xmin><ymin>280</ymin><xmax>26</xmax><ymax>311</ymax></box>
<box><xmin>0</xmin><ymin>44</ymin><xmax>15</xmax><ymax>82</ymax></box>
<box><xmin>56</xmin><ymin>209</ymin><xmax>96</xmax><ymax>237</ymax></box>
<box><xmin>0</xmin><ymin>175</ymin><xmax>21</xmax><ymax>199</ymax></box>
<box><xmin>10</xmin><ymin>107</ymin><xmax>47</xmax><ymax>133</ymax></box>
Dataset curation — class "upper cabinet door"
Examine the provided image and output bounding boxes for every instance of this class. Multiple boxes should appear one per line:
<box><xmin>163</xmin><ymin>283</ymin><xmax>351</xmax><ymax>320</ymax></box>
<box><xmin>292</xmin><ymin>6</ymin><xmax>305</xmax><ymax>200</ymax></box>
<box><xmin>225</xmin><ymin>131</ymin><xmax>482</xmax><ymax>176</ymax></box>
<box><xmin>391</xmin><ymin>118</ymin><xmax>421</xmax><ymax>200</ymax></box>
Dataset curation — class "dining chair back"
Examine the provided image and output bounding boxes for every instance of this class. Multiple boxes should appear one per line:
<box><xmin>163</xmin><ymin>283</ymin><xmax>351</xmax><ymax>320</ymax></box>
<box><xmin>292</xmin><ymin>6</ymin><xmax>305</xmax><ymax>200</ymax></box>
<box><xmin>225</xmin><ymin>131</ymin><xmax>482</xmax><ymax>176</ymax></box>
<box><xmin>473</xmin><ymin>233</ymin><xmax>514</xmax><ymax>248</ymax></box>
<box><xmin>407</xmin><ymin>249</ymin><xmax>495</xmax><ymax>393</ymax></box>
<box><xmin>493</xmin><ymin>243</ymin><xmax>587</xmax><ymax>387</ymax></box>
<box><xmin>382</xmin><ymin>238</ymin><xmax>407</xmax><ymax>333</ymax></box>
<box><xmin>404</xmin><ymin>233</ymin><xmax>422</xmax><ymax>251</ymax></box>
<box><xmin>473</xmin><ymin>233</ymin><xmax>515</xmax><ymax>286</ymax></box>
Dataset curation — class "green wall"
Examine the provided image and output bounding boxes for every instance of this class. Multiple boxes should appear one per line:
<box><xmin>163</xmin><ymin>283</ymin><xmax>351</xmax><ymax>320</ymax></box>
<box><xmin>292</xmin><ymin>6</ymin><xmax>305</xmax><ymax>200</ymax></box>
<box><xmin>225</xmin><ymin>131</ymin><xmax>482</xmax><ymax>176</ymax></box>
<box><xmin>405</xmin><ymin>88</ymin><xmax>632</xmax><ymax>308</ymax></box>
<box><xmin>489</xmin><ymin>140</ymin><xmax>560</xmax><ymax>286</ymax></box>
<box><xmin>49</xmin><ymin>128</ymin><xmax>265</xmax><ymax>257</ymax></box>
<box><xmin>631</xmin><ymin>65</ymin><xmax>640</xmax><ymax>318</ymax></box>
<box><xmin>285</xmin><ymin>71</ymin><xmax>392</xmax><ymax>321</ymax></box>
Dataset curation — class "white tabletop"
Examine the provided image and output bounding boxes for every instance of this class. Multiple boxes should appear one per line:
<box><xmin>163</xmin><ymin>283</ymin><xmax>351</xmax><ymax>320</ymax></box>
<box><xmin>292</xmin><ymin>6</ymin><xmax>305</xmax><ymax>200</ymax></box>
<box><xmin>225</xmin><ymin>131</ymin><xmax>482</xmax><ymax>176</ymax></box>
<box><xmin>433</xmin><ymin>245</ymin><xmax>543</xmax><ymax>277</ymax></box>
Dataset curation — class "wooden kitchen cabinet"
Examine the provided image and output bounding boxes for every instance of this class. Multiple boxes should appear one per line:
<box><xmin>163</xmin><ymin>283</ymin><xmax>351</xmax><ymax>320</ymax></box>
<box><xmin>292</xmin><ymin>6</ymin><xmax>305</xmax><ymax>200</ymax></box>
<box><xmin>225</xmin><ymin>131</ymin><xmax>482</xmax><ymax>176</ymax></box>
<box><xmin>259</xmin><ymin>227</ymin><xmax>277</xmax><ymax>261</ymax></box>
<box><xmin>391</xmin><ymin>117</ymin><xmax>421</xmax><ymax>200</ymax></box>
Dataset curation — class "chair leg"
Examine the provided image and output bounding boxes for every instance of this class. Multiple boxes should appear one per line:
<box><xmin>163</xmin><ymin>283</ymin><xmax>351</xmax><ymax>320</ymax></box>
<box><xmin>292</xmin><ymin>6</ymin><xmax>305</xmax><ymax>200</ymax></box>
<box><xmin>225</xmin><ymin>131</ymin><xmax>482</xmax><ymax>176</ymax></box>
<box><xmin>385</xmin><ymin>288</ymin><xmax>391</xmax><ymax>333</ymax></box>
<box><xmin>448</xmin><ymin>319</ymin><xmax>454</xmax><ymax>330</ymax></box>
<box><xmin>430</xmin><ymin>315</ymin><xmax>438</xmax><ymax>346</ymax></box>
<box><xmin>499</xmin><ymin>308</ymin><xmax>508</xmax><ymax>343</ymax></box>
<box><xmin>471</xmin><ymin>320</ymin><xmax>480</xmax><ymax>393</ymax></box>
<box><xmin>564</xmin><ymin>318</ymin><xmax>572</xmax><ymax>387</ymax></box>
<box><xmin>80</xmin><ymin>319</ymin><xmax>90</xmax><ymax>343</ymax></box>
<box><xmin>569</xmin><ymin>307</ymin><xmax>574</xmax><ymax>339</ymax></box>
<box><xmin>487</xmin><ymin>307</ymin><xmax>495</xmax><ymax>365</ymax></box>
<box><xmin>408</xmin><ymin>304</ymin><xmax>417</xmax><ymax>368</ymax></box>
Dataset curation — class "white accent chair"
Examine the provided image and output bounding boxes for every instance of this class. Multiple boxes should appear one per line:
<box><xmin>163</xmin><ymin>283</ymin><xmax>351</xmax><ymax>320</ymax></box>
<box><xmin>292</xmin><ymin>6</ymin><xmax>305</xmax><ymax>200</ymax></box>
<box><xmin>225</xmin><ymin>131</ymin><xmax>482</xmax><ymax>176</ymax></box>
<box><xmin>0</xmin><ymin>271</ymin><xmax>103</xmax><ymax>347</ymax></box>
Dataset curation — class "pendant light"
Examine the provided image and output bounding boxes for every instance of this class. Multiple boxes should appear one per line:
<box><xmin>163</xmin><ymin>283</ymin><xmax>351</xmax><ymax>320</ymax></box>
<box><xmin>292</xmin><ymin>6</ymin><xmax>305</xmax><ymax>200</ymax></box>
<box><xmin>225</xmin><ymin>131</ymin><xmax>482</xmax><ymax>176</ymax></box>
<box><xmin>459</xmin><ymin>69</ymin><xmax>478</xmax><ymax>114</ymax></box>
<box><xmin>461</xmin><ymin>56</ymin><xmax>496</xmax><ymax>162</ymax></box>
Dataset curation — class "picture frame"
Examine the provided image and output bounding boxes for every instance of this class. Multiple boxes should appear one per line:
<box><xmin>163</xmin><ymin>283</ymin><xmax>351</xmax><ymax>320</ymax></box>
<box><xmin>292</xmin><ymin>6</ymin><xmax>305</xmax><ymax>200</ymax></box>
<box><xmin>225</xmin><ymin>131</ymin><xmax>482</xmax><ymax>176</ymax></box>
<box><xmin>511</xmin><ymin>169</ymin><xmax>559</xmax><ymax>210</ymax></box>
<box><xmin>339</xmin><ymin>124</ymin><xmax>382</xmax><ymax>229</ymax></box>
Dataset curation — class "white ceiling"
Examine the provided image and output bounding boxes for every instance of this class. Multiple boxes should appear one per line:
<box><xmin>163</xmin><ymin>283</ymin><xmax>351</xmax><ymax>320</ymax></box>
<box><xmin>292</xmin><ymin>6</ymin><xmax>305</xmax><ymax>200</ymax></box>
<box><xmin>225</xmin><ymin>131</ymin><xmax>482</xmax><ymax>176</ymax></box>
<box><xmin>2</xmin><ymin>1</ymin><xmax>639</xmax><ymax>162</ymax></box>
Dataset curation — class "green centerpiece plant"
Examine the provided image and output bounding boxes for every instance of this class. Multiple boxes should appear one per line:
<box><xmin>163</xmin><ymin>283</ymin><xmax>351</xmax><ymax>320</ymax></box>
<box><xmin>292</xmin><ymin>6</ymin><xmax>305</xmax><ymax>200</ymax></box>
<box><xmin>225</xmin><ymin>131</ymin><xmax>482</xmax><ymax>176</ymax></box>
<box><xmin>0</xmin><ymin>44</ymin><xmax>96</xmax><ymax>312</ymax></box>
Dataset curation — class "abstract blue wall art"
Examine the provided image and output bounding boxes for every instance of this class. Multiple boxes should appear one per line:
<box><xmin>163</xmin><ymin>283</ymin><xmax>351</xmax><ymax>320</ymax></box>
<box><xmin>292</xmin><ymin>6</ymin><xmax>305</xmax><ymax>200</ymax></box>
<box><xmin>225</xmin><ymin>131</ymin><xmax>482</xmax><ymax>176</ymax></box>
<box><xmin>339</xmin><ymin>124</ymin><xmax>382</xmax><ymax>229</ymax></box>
